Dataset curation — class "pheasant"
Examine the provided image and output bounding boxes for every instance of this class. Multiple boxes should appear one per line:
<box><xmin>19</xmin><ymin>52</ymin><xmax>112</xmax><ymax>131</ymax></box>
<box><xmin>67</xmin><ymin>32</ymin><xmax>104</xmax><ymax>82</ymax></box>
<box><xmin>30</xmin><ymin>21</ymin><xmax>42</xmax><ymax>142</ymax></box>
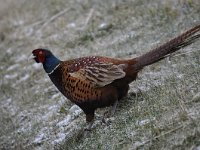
<box><xmin>32</xmin><ymin>24</ymin><xmax>200</xmax><ymax>130</ymax></box>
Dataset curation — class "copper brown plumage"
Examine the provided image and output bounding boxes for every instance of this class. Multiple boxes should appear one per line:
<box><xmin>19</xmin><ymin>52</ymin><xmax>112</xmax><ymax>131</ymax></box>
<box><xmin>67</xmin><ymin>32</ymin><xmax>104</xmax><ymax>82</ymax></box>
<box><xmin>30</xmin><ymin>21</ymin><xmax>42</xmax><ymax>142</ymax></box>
<box><xmin>32</xmin><ymin>24</ymin><xmax>200</xmax><ymax>130</ymax></box>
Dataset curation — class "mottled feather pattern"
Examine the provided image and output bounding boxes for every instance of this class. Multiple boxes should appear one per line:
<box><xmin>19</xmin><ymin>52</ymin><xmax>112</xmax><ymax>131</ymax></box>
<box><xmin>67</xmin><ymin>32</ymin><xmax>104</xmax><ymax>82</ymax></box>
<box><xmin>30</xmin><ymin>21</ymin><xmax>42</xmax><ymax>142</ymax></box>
<box><xmin>70</xmin><ymin>62</ymin><xmax>126</xmax><ymax>87</ymax></box>
<box><xmin>57</xmin><ymin>56</ymin><xmax>127</xmax><ymax>88</ymax></box>
<box><xmin>57</xmin><ymin>61</ymin><xmax>101</xmax><ymax>103</ymax></box>
<box><xmin>54</xmin><ymin>56</ymin><xmax>128</xmax><ymax>104</ymax></box>
<box><xmin>67</xmin><ymin>56</ymin><xmax>105</xmax><ymax>72</ymax></box>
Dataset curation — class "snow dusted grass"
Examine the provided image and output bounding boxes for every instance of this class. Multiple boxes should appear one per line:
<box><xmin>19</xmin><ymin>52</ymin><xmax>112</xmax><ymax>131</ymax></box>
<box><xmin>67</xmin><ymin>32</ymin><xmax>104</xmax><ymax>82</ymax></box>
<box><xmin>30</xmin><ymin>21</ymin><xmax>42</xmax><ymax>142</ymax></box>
<box><xmin>0</xmin><ymin>0</ymin><xmax>200</xmax><ymax>149</ymax></box>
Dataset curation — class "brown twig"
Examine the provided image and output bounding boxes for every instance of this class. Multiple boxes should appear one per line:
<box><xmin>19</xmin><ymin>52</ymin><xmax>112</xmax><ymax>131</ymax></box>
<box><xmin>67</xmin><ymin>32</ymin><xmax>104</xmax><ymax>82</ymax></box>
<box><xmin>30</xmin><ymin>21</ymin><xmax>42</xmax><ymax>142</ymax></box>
<box><xmin>39</xmin><ymin>8</ymin><xmax>70</xmax><ymax>30</ymax></box>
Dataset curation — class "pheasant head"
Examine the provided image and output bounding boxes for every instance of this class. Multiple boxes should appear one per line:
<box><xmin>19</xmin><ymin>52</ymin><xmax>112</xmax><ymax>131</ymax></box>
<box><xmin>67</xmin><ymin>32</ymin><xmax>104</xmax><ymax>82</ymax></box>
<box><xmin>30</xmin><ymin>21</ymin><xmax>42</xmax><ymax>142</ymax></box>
<box><xmin>32</xmin><ymin>48</ymin><xmax>61</xmax><ymax>73</ymax></box>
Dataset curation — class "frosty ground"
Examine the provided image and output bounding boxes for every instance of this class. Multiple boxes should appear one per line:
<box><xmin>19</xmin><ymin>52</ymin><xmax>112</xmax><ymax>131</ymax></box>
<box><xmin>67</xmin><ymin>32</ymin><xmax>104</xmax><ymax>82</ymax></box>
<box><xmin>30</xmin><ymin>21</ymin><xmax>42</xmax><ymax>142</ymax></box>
<box><xmin>0</xmin><ymin>0</ymin><xmax>200</xmax><ymax>149</ymax></box>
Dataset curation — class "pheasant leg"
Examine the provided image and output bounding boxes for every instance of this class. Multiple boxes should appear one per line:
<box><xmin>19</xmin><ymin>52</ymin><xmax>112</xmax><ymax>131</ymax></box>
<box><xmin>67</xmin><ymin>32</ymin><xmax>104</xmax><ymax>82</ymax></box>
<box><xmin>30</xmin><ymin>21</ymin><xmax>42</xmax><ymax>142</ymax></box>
<box><xmin>102</xmin><ymin>100</ymin><xmax>118</xmax><ymax>123</ymax></box>
<box><xmin>85</xmin><ymin>113</ymin><xmax>94</xmax><ymax>131</ymax></box>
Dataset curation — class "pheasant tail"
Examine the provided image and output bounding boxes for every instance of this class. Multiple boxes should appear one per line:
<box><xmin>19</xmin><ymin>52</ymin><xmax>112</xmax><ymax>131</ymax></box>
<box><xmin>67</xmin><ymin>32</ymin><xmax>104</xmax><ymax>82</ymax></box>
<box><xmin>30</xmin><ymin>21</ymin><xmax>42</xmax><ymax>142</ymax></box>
<box><xmin>133</xmin><ymin>24</ymin><xmax>200</xmax><ymax>71</ymax></box>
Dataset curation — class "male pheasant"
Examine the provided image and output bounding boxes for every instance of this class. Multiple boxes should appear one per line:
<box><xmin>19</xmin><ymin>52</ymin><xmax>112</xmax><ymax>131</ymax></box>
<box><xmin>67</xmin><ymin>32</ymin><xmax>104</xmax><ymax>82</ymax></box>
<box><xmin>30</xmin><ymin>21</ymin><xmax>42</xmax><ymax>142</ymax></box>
<box><xmin>32</xmin><ymin>24</ymin><xmax>200</xmax><ymax>130</ymax></box>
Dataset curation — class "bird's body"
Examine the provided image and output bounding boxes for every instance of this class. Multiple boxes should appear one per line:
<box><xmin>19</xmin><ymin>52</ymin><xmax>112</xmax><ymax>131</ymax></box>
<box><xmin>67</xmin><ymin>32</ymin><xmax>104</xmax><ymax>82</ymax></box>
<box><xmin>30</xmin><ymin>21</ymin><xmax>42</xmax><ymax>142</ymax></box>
<box><xmin>46</xmin><ymin>56</ymin><xmax>137</xmax><ymax>124</ymax></box>
<box><xmin>32</xmin><ymin>24</ymin><xmax>200</xmax><ymax>130</ymax></box>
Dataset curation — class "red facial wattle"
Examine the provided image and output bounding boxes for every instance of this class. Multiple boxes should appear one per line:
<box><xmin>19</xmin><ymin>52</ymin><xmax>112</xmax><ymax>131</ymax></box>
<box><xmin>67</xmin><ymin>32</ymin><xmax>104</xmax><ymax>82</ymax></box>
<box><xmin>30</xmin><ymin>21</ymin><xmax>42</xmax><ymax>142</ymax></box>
<box><xmin>32</xmin><ymin>50</ymin><xmax>45</xmax><ymax>63</ymax></box>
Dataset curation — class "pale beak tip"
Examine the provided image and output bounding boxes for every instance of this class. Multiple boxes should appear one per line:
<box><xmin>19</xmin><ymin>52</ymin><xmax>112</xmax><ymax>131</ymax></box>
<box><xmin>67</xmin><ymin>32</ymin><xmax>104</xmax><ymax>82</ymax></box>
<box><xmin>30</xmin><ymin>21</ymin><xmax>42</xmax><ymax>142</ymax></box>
<box><xmin>28</xmin><ymin>54</ymin><xmax>36</xmax><ymax>61</ymax></box>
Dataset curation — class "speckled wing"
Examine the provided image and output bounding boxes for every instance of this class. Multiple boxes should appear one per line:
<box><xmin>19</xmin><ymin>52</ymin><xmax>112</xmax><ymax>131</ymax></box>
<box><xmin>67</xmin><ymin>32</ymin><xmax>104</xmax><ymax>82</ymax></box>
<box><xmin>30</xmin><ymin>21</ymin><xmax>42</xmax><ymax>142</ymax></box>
<box><xmin>70</xmin><ymin>62</ymin><xmax>126</xmax><ymax>87</ymax></box>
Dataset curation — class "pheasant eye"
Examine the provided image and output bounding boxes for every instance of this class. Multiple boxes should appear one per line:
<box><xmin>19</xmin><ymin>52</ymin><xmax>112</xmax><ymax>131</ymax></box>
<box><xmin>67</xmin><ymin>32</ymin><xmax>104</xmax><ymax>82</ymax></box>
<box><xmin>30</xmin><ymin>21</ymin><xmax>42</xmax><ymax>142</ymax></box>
<box><xmin>37</xmin><ymin>51</ymin><xmax>45</xmax><ymax>63</ymax></box>
<box><xmin>38</xmin><ymin>51</ymin><xmax>44</xmax><ymax>58</ymax></box>
<box><xmin>39</xmin><ymin>51</ymin><xmax>43</xmax><ymax>55</ymax></box>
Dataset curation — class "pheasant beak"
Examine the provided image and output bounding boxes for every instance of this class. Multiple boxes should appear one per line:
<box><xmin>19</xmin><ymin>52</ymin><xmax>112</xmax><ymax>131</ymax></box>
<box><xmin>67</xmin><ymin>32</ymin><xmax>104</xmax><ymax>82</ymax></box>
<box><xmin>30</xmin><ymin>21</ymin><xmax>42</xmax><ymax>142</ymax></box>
<box><xmin>28</xmin><ymin>53</ymin><xmax>36</xmax><ymax>62</ymax></box>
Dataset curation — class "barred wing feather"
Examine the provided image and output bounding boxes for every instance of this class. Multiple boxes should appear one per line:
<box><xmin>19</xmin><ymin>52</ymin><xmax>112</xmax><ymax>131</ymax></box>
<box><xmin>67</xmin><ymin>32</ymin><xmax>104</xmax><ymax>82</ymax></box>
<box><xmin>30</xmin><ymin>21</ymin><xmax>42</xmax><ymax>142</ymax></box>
<box><xmin>70</xmin><ymin>62</ymin><xmax>126</xmax><ymax>87</ymax></box>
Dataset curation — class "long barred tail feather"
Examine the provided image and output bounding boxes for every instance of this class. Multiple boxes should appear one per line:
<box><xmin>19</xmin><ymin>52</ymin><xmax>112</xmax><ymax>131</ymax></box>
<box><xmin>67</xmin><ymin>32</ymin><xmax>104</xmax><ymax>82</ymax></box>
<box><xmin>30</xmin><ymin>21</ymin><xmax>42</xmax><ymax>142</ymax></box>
<box><xmin>133</xmin><ymin>24</ymin><xmax>200</xmax><ymax>71</ymax></box>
